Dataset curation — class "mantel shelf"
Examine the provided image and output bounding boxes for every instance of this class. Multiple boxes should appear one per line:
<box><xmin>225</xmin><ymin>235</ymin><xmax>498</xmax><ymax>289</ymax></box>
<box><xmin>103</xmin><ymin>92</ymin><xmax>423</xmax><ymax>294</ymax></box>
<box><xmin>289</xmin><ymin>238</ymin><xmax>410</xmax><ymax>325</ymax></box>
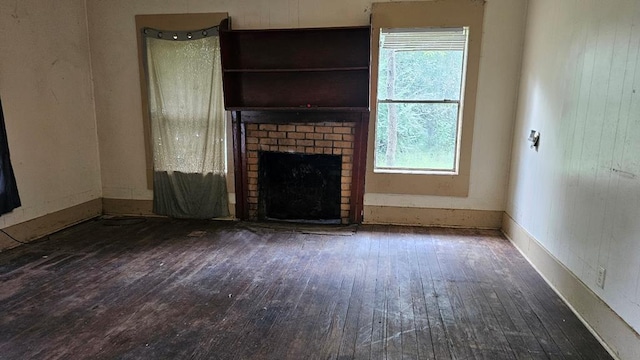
<box><xmin>226</xmin><ymin>106</ymin><xmax>370</xmax><ymax>112</ymax></box>
<box><xmin>223</xmin><ymin>67</ymin><xmax>369</xmax><ymax>73</ymax></box>
<box><xmin>225</xmin><ymin>25</ymin><xmax>371</xmax><ymax>33</ymax></box>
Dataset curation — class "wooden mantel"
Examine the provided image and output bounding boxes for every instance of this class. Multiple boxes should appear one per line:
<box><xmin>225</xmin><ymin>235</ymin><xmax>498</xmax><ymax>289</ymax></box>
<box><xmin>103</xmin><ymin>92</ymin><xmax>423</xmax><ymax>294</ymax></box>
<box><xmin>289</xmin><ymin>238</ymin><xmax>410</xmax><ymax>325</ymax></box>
<box><xmin>219</xmin><ymin>18</ymin><xmax>371</xmax><ymax>223</ymax></box>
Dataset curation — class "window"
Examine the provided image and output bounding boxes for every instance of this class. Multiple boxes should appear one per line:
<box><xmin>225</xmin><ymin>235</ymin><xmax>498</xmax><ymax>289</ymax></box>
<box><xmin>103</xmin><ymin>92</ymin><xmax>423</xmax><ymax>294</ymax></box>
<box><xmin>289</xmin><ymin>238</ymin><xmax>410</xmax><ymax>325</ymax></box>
<box><xmin>366</xmin><ymin>1</ymin><xmax>483</xmax><ymax>198</ymax></box>
<box><xmin>135</xmin><ymin>13</ymin><xmax>228</xmax><ymax>189</ymax></box>
<box><xmin>136</xmin><ymin>13</ymin><xmax>230</xmax><ymax>219</ymax></box>
<box><xmin>375</xmin><ymin>28</ymin><xmax>468</xmax><ymax>174</ymax></box>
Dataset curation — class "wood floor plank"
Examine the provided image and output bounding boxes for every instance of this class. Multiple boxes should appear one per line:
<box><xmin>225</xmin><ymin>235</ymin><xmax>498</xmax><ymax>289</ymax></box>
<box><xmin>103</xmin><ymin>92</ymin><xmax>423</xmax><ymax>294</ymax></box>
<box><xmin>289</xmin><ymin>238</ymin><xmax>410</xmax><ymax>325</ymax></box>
<box><xmin>404</xmin><ymin>236</ymin><xmax>435</xmax><ymax>360</ymax></box>
<box><xmin>410</xmin><ymin>228</ymin><xmax>451</xmax><ymax>359</ymax></box>
<box><xmin>0</xmin><ymin>220</ymin><xmax>613</xmax><ymax>360</ymax></box>
<box><xmin>305</xmin><ymin>236</ymin><xmax>354</xmax><ymax>359</ymax></box>
<box><xmin>281</xmin><ymin>235</ymin><xmax>341</xmax><ymax>359</ymax></box>
<box><xmin>392</xmin><ymin>231</ymin><xmax>419</xmax><ymax>360</ymax></box>
<box><xmin>402</xmin><ymin>232</ymin><xmax>435</xmax><ymax>359</ymax></box>
<box><xmin>431</xmin><ymin>232</ymin><xmax>483</xmax><ymax>360</ymax></box>
<box><xmin>370</xmin><ymin>226</ymin><xmax>393</xmax><ymax>360</ymax></box>
<box><xmin>335</xmin><ymin>231</ymin><xmax>374</xmax><ymax>359</ymax></box>
<box><xmin>384</xmin><ymin>229</ymin><xmax>405</xmax><ymax>359</ymax></box>
<box><xmin>473</xmin><ymin>234</ymin><xmax>549</xmax><ymax>359</ymax></box>
<box><xmin>352</xmin><ymin>230</ymin><xmax>380</xmax><ymax>360</ymax></box>
<box><xmin>230</xmin><ymin>238</ymin><xmax>312</xmax><ymax>359</ymax></box>
<box><xmin>189</xmin><ymin>231</ymin><xmax>302</xmax><ymax>359</ymax></box>
<box><xmin>456</xmin><ymin>242</ymin><xmax>518</xmax><ymax>359</ymax></box>
<box><xmin>248</xmin><ymin>234</ymin><xmax>327</xmax><ymax>360</ymax></box>
<box><xmin>2</xmin><ymin>221</ymin><xmax>199</xmax><ymax>355</ymax></box>
<box><xmin>285</xmin><ymin>235</ymin><xmax>355</xmax><ymax>359</ymax></box>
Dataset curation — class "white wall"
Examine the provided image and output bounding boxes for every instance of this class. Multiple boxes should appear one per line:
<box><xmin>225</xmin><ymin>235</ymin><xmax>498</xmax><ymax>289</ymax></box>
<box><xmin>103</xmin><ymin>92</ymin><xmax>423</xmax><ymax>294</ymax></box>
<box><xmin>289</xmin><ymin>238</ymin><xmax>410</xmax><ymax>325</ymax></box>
<box><xmin>0</xmin><ymin>0</ymin><xmax>102</xmax><ymax>228</ymax></box>
<box><xmin>507</xmin><ymin>0</ymin><xmax>640</xmax><ymax>334</ymax></box>
<box><xmin>87</xmin><ymin>0</ymin><xmax>527</xmax><ymax>219</ymax></box>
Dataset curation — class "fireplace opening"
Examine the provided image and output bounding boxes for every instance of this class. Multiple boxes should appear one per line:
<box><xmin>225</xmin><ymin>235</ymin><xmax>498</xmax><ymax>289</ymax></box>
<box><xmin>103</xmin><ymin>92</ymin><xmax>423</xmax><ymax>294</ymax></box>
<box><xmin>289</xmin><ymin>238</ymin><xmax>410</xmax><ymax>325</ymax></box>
<box><xmin>258</xmin><ymin>151</ymin><xmax>342</xmax><ymax>223</ymax></box>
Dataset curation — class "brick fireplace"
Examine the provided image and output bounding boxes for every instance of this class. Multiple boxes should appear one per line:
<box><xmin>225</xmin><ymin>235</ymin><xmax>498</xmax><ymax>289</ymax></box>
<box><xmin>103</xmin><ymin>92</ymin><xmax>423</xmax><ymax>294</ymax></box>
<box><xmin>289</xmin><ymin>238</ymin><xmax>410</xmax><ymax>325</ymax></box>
<box><xmin>246</xmin><ymin>121</ymin><xmax>355</xmax><ymax>224</ymax></box>
<box><xmin>231</xmin><ymin>111</ymin><xmax>369</xmax><ymax>224</ymax></box>
<box><xmin>219</xmin><ymin>21</ymin><xmax>371</xmax><ymax>224</ymax></box>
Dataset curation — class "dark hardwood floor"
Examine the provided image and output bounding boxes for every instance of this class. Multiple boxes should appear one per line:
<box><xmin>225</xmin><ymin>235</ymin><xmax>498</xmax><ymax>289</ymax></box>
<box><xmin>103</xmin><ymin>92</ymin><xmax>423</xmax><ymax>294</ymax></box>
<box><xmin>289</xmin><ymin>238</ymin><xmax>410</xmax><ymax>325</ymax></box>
<box><xmin>0</xmin><ymin>218</ymin><xmax>612</xmax><ymax>359</ymax></box>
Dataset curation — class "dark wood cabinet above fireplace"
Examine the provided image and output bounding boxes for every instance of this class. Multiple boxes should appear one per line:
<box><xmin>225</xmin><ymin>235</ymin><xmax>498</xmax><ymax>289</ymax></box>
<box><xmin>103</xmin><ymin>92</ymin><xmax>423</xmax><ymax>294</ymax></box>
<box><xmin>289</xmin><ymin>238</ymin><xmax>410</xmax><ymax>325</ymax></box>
<box><xmin>219</xmin><ymin>18</ymin><xmax>371</xmax><ymax>111</ymax></box>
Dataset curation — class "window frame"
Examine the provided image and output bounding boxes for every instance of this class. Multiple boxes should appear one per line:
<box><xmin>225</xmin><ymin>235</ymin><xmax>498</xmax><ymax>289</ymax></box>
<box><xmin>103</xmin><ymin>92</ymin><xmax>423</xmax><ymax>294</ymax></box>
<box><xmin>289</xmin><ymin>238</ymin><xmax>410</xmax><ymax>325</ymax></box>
<box><xmin>365</xmin><ymin>1</ymin><xmax>484</xmax><ymax>197</ymax></box>
<box><xmin>374</xmin><ymin>26</ymin><xmax>470</xmax><ymax>174</ymax></box>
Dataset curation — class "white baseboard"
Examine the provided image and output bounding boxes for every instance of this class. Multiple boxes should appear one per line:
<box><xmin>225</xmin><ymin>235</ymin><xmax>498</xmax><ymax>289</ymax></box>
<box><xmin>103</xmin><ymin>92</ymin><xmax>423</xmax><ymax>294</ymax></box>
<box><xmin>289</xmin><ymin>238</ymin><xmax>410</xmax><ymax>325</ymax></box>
<box><xmin>102</xmin><ymin>197</ymin><xmax>237</xmax><ymax>219</ymax></box>
<box><xmin>102</xmin><ymin>198</ymin><xmax>154</xmax><ymax>216</ymax></box>
<box><xmin>0</xmin><ymin>198</ymin><xmax>102</xmax><ymax>251</ymax></box>
<box><xmin>364</xmin><ymin>205</ymin><xmax>502</xmax><ymax>228</ymax></box>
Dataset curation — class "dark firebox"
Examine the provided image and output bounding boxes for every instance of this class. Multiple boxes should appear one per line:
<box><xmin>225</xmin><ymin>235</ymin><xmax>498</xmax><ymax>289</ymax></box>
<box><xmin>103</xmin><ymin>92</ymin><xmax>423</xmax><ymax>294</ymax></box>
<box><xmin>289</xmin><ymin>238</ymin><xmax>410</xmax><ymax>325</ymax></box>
<box><xmin>258</xmin><ymin>151</ymin><xmax>341</xmax><ymax>222</ymax></box>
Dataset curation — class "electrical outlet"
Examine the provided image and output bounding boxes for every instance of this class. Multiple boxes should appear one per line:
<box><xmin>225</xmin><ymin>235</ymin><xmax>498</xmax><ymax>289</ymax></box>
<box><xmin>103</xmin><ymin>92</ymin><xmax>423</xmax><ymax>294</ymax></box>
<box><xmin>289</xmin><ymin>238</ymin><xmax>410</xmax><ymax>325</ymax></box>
<box><xmin>596</xmin><ymin>266</ymin><xmax>606</xmax><ymax>289</ymax></box>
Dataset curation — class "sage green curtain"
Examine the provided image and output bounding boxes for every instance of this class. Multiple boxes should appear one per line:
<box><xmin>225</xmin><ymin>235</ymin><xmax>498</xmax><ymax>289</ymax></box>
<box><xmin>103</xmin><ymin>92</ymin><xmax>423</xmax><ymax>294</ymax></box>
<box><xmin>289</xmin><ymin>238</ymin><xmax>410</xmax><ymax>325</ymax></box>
<box><xmin>146</xmin><ymin>34</ymin><xmax>229</xmax><ymax>219</ymax></box>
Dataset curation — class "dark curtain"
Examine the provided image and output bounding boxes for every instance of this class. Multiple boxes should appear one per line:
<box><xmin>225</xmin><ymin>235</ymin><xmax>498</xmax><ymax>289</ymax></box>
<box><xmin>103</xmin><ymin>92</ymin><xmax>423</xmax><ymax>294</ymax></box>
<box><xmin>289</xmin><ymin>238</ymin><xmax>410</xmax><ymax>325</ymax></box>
<box><xmin>0</xmin><ymin>98</ymin><xmax>21</xmax><ymax>215</ymax></box>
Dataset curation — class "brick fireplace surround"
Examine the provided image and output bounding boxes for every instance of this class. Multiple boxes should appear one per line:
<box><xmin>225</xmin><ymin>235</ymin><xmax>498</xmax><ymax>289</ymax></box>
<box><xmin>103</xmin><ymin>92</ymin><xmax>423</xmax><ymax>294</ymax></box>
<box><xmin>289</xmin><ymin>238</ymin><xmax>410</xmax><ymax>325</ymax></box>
<box><xmin>231</xmin><ymin>111</ymin><xmax>369</xmax><ymax>224</ymax></box>
<box><xmin>246</xmin><ymin>121</ymin><xmax>355</xmax><ymax>224</ymax></box>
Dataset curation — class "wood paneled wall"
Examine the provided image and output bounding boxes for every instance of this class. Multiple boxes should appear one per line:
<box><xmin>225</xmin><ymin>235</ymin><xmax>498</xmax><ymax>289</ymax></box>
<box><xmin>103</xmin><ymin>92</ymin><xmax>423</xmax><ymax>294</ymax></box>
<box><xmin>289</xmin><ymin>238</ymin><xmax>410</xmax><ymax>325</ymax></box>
<box><xmin>507</xmin><ymin>0</ymin><xmax>640</xmax><ymax>342</ymax></box>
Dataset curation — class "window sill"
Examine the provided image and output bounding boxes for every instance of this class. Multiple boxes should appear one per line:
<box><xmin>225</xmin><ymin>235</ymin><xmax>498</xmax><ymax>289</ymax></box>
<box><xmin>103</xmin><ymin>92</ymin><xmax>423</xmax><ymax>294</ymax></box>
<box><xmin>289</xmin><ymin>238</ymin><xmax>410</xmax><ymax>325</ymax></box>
<box><xmin>373</xmin><ymin>168</ymin><xmax>459</xmax><ymax>176</ymax></box>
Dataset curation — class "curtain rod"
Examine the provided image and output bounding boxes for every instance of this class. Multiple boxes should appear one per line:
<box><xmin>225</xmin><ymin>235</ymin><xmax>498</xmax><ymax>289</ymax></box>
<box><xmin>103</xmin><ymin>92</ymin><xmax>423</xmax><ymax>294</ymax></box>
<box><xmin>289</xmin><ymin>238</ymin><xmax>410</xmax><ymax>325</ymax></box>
<box><xmin>142</xmin><ymin>25</ymin><xmax>219</xmax><ymax>41</ymax></box>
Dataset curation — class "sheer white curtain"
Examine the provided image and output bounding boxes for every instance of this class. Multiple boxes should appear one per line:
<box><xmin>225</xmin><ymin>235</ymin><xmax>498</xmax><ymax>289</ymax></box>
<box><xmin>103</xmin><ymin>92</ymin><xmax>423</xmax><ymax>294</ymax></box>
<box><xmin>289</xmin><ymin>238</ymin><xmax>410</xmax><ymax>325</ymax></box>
<box><xmin>145</xmin><ymin>33</ymin><xmax>229</xmax><ymax>218</ymax></box>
